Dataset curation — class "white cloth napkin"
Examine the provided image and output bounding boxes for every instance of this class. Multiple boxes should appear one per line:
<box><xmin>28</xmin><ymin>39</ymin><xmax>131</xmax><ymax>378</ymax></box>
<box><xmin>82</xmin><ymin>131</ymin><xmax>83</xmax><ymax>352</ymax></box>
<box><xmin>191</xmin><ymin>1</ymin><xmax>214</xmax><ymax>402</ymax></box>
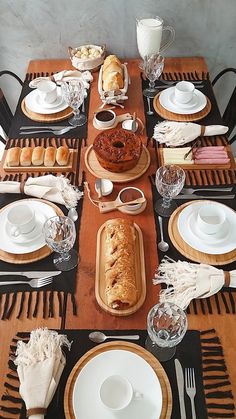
<box><xmin>29</xmin><ymin>70</ymin><xmax>93</xmax><ymax>90</ymax></box>
<box><xmin>0</xmin><ymin>175</ymin><xmax>83</xmax><ymax>207</ymax></box>
<box><xmin>153</xmin><ymin>257</ymin><xmax>236</xmax><ymax>309</ymax></box>
<box><xmin>14</xmin><ymin>328</ymin><xmax>71</xmax><ymax>419</ymax></box>
<box><xmin>153</xmin><ymin>121</ymin><xmax>229</xmax><ymax>146</ymax></box>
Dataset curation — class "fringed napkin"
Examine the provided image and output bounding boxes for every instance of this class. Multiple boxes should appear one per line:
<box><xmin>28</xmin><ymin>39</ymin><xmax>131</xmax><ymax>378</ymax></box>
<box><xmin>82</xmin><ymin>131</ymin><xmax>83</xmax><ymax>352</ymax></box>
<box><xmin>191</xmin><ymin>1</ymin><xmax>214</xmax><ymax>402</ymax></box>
<box><xmin>29</xmin><ymin>70</ymin><xmax>93</xmax><ymax>90</ymax></box>
<box><xmin>153</xmin><ymin>257</ymin><xmax>236</xmax><ymax>309</ymax></box>
<box><xmin>0</xmin><ymin>174</ymin><xmax>83</xmax><ymax>207</ymax></box>
<box><xmin>153</xmin><ymin>121</ymin><xmax>228</xmax><ymax>146</ymax></box>
<box><xmin>14</xmin><ymin>328</ymin><xmax>71</xmax><ymax>419</ymax></box>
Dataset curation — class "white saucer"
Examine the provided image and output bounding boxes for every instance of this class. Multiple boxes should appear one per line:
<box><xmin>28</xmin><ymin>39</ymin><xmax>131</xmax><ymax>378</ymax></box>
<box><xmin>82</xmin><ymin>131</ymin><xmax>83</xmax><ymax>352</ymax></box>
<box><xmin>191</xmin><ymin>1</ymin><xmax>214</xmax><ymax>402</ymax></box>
<box><xmin>72</xmin><ymin>349</ymin><xmax>162</xmax><ymax>419</ymax></box>
<box><xmin>25</xmin><ymin>87</ymin><xmax>68</xmax><ymax>114</ymax></box>
<box><xmin>0</xmin><ymin>200</ymin><xmax>56</xmax><ymax>254</ymax></box>
<box><xmin>159</xmin><ymin>87</ymin><xmax>207</xmax><ymax>114</ymax></box>
<box><xmin>177</xmin><ymin>201</ymin><xmax>236</xmax><ymax>254</ymax></box>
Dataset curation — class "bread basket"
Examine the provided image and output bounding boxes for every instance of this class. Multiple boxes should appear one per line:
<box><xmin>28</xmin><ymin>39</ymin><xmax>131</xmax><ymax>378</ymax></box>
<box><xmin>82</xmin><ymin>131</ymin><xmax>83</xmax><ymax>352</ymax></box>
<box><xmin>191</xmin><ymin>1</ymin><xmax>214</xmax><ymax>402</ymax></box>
<box><xmin>68</xmin><ymin>44</ymin><xmax>106</xmax><ymax>72</ymax></box>
<box><xmin>98</xmin><ymin>63</ymin><xmax>129</xmax><ymax>104</ymax></box>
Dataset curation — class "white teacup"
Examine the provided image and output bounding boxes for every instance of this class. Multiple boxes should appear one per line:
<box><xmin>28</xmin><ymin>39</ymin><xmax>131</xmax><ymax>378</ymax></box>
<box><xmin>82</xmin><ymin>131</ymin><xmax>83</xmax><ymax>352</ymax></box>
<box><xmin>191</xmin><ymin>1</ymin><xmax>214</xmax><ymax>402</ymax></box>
<box><xmin>7</xmin><ymin>204</ymin><xmax>36</xmax><ymax>238</ymax></box>
<box><xmin>99</xmin><ymin>375</ymin><xmax>142</xmax><ymax>411</ymax></box>
<box><xmin>37</xmin><ymin>80</ymin><xmax>57</xmax><ymax>104</ymax></box>
<box><xmin>174</xmin><ymin>81</ymin><xmax>195</xmax><ymax>104</ymax></box>
<box><xmin>197</xmin><ymin>204</ymin><xmax>226</xmax><ymax>235</ymax></box>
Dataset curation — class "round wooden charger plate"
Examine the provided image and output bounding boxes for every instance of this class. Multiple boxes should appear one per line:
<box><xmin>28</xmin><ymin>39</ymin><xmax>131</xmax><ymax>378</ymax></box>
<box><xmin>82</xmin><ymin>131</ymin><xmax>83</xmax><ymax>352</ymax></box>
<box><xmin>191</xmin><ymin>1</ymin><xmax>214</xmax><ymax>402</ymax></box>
<box><xmin>168</xmin><ymin>201</ymin><xmax>236</xmax><ymax>265</ymax></box>
<box><xmin>153</xmin><ymin>92</ymin><xmax>211</xmax><ymax>122</ymax></box>
<box><xmin>64</xmin><ymin>341</ymin><xmax>172</xmax><ymax>419</ymax></box>
<box><xmin>0</xmin><ymin>199</ymin><xmax>63</xmax><ymax>264</ymax></box>
<box><xmin>21</xmin><ymin>98</ymin><xmax>73</xmax><ymax>122</ymax></box>
<box><xmin>85</xmin><ymin>145</ymin><xmax>151</xmax><ymax>183</ymax></box>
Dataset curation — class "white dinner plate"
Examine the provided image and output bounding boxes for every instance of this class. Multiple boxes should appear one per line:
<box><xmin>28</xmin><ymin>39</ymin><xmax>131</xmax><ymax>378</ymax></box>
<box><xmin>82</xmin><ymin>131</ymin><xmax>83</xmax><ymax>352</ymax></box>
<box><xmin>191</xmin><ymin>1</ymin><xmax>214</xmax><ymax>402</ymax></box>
<box><xmin>72</xmin><ymin>349</ymin><xmax>163</xmax><ymax>419</ymax></box>
<box><xmin>159</xmin><ymin>87</ymin><xmax>207</xmax><ymax>114</ymax></box>
<box><xmin>24</xmin><ymin>87</ymin><xmax>68</xmax><ymax>114</ymax></box>
<box><xmin>177</xmin><ymin>201</ymin><xmax>236</xmax><ymax>254</ymax></box>
<box><xmin>0</xmin><ymin>200</ymin><xmax>56</xmax><ymax>254</ymax></box>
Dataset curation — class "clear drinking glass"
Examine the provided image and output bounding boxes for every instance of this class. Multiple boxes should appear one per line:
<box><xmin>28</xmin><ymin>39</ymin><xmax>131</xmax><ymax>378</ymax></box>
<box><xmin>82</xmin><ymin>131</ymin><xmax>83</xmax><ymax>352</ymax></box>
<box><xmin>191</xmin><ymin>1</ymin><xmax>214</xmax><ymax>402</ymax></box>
<box><xmin>146</xmin><ymin>302</ymin><xmax>187</xmax><ymax>362</ymax></box>
<box><xmin>142</xmin><ymin>54</ymin><xmax>165</xmax><ymax>97</ymax></box>
<box><xmin>155</xmin><ymin>165</ymin><xmax>185</xmax><ymax>217</ymax></box>
<box><xmin>43</xmin><ymin>216</ymin><xmax>78</xmax><ymax>271</ymax></box>
<box><xmin>61</xmin><ymin>80</ymin><xmax>87</xmax><ymax>127</ymax></box>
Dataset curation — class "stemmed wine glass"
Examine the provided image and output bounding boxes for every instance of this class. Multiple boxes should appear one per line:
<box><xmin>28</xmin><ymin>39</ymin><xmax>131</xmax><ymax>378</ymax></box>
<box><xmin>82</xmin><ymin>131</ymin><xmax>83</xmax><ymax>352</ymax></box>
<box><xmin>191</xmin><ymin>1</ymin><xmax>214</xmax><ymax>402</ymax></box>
<box><xmin>146</xmin><ymin>302</ymin><xmax>187</xmax><ymax>362</ymax></box>
<box><xmin>142</xmin><ymin>54</ymin><xmax>164</xmax><ymax>97</ymax></box>
<box><xmin>61</xmin><ymin>80</ymin><xmax>87</xmax><ymax>127</ymax></box>
<box><xmin>155</xmin><ymin>165</ymin><xmax>185</xmax><ymax>217</ymax></box>
<box><xmin>43</xmin><ymin>216</ymin><xmax>78</xmax><ymax>271</ymax></box>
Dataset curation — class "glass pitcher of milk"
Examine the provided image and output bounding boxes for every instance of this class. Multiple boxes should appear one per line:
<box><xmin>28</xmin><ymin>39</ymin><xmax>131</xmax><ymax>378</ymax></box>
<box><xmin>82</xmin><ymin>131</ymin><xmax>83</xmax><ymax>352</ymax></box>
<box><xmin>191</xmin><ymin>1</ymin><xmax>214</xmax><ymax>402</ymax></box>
<box><xmin>136</xmin><ymin>17</ymin><xmax>175</xmax><ymax>59</ymax></box>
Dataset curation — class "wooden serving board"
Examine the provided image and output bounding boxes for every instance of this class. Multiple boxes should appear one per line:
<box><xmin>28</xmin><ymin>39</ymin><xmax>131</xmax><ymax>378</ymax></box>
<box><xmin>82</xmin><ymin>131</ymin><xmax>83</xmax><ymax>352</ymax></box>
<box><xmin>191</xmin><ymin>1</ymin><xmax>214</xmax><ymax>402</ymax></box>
<box><xmin>64</xmin><ymin>341</ymin><xmax>172</xmax><ymax>419</ymax></box>
<box><xmin>95</xmin><ymin>221</ymin><xmax>146</xmax><ymax>316</ymax></box>
<box><xmin>0</xmin><ymin>199</ymin><xmax>63</xmax><ymax>264</ymax></box>
<box><xmin>2</xmin><ymin>149</ymin><xmax>76</xmax><ymax>173</ymax></box>
<box><xmin>168</xmin><ymin>201</ymin><xmax>236</xmax><ymax>265</ymax></box>
<box><xmin>153</xmin><ymin>92</ymin><xmax>211</xmax><ymax>122</ymax></box>
<box><xmin>93</xmin><ymin>113</ymin><xmax>132</xmax><ymax>130</ymax></box>
<box><xmin>158</xmin><ymin>147</ymin><xmax>234</xmax><ymax>170</ymax></box>
<box><xmin>21</xmin><ymin>98</ymin><xmax>73</xmax><ymax>122</ymax></box>
<box><xmin>84</xmin><ymin>144</ymin><xmax>150</xmax><ymax>183</ymax></box>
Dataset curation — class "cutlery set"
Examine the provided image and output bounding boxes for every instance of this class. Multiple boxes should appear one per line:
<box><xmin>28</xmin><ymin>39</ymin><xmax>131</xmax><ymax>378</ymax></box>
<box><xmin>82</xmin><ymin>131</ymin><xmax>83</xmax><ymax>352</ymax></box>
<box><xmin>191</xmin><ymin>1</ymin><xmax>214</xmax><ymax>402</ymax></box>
<box><xmin>175</xmin><ymin>359</ymin><xmax>196</xmax><ymax>419</ymax></box>
<box><xmin>0</xmin><ymin>270</ymin><xmax>61</xmax><ymax>288</ymax></box>
<box><xmin>19</xmin><ymin>126</ymin><xmax>76</xmax><ymax>135</ymax></box>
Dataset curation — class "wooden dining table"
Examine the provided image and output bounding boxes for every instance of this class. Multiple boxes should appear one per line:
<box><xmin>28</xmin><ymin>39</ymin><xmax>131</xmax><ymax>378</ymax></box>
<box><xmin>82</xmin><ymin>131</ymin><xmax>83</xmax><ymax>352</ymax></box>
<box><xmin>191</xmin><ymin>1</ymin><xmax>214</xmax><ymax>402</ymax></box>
<box><xmin>0</xmin><ymin>56</ymin><xmax>235</xmax><ymax>418</ymax></box>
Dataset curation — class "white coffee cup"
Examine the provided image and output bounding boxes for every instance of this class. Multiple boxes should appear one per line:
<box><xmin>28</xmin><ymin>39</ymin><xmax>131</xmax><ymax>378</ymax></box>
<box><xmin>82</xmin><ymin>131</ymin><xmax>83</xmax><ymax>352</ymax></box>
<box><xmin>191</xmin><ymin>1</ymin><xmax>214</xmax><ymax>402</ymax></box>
<box><xmin>197</xmin><ymin>204</ymin><xmax>226</xmax><ymax>235</ymax></box>
<box><xmin>37</xmin><ymin>80</ymin><xmax>57</xmax><ymax>104</ymax></box>
<box><xmin>7</xmin><ymin>204</ymin><xmax>36</xmax><ymax>238</ymax></box>
<box><xmin>174</xmin><ymin>81</ymin><xmax>195</xmax><ymax>104</ymax></box>
<box><xmin>99</xmin><ymin>375</ymin><xmax>142</xmax><ymax>411</ymax></box>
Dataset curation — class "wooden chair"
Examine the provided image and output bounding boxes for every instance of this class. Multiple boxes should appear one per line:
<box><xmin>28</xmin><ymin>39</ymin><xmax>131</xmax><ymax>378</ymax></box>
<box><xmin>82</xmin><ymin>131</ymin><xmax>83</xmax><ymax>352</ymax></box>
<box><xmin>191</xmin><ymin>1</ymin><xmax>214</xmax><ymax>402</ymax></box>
<box><xmin>0</xmin><ymin>70</ymin><xmax>23</xmax><ymax>135</ymax></box>
<box><xmin>212</xmin><ymin>68</ymin><xmax>236</xmax><ymax>145</ymax></box>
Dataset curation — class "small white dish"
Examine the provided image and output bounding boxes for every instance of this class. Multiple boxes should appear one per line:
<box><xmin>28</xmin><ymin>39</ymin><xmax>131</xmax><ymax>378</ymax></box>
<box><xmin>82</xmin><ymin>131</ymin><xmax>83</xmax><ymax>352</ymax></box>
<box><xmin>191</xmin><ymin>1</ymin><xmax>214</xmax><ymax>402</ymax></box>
<box><xmin>118</xmin><ymin>187</ymin><xmax>144</xmax><ymax>211</ymax></box>
<box><xmin>94</xmin><ymin>110</ymin><xmax>116</xmax><ymax>128</ymax></box>
<box><xmin>95</xmin><ymin>179</ymin><xmax>113</xmax><ymax>196</ymax></box>
<box><xmin>159</xmin><ymin>87</ymin><xmax>207</xmax><ymax>114</ymax></box>
<box><xmin>25</xmin><ymin>87</ymin><xmax>68</xmax><ymax>114</ymax></box>
<box><xmin>177</xmin><ymin>201</ymin><xmax>236</xmax><ymax>254</ymax></box>
<box><xmin>122</xmin><ymin>119</ymin><xmax>139</xmax><ymax>132</ymax></box>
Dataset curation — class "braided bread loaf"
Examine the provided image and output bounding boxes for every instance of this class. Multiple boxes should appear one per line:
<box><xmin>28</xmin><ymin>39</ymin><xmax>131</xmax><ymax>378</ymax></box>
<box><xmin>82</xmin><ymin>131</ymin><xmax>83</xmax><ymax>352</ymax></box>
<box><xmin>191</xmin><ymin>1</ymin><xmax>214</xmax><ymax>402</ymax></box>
<box><xmin>104</xmin><ymin>219</ymin><xmax>137</xmax><ymax>309</ymax></box>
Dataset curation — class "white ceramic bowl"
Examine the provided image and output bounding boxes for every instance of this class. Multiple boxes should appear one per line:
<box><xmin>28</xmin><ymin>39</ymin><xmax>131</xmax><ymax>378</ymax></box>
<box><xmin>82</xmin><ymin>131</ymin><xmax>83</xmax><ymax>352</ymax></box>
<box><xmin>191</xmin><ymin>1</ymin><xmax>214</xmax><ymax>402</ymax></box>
<box><xmin>118</xmin><ymin>187</ymin><xmax>144</xmax><ymax>211</ymax></box>
<box><xmin>68</xmin><ymin>45</ymin><xmax>106</xmax><ymax>71</ymax></box>
<box><xmin>94</xmin><ymin>110</ymin><xmax>116</xmax><ymax>128</ymax></box>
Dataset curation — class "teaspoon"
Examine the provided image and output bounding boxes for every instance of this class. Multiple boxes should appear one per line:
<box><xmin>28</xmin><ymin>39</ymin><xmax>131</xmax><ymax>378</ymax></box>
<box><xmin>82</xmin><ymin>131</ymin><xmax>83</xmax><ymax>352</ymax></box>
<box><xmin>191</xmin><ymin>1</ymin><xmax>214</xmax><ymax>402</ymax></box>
<box><xmin>89</xmin><ymin>331</ymin><xmax>140</xmax><ymax>344</ymax></box>
<box><xmin>68</xmin><ymin>207</ymin><xmax>78</xmax><ymax>222</ymax></box>
<box><xmin>158</xmin><ymin>216</ymin><xmax>169</xmax><ymax>252</ymax></box>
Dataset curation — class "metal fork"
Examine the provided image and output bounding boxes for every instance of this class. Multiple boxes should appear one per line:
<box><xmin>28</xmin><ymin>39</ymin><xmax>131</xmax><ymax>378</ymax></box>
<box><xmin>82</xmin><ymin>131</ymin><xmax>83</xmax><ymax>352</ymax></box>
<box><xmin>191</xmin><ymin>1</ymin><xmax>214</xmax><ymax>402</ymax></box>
<box><xmin>19</xmin><ymin>126</ymin><xmax>76</xmax><ymax>135</ymax></box>
<box><xmin>185</xmin><ymin>368</ymin><xmax>196</xmax><ymax>419</ymax></box>
<box><xmin>181</xmin><ymin>187</ymin><xmax>233</xmax><ymax>195</ymax></box>
<box><xmin>0</xmin><ymin>276</ymin><xmax>53</xmax><ymax>288</ymax></box>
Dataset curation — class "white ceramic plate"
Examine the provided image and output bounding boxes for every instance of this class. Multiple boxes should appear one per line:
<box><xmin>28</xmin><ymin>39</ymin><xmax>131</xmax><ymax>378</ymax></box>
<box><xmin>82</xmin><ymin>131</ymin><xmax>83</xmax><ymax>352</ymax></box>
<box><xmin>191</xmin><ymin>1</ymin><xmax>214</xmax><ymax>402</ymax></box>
<box><xmin>72</xmin><ymin>349</ymin><xmax>163</xmax><ymax>419</ymax></box>
<box><xmin>159</xmin><ymin>87</ymin><xmax>207</xmax><ymax>114</ymax></box>
<box><xmin>177</xmin><ymin>201</ymin><xmax>236</xmax><ymax>254</ymax></box>
<box><xmin>24</xmin><ymin>87</ymin><xmax>68</xmax><ymax>114</ymax></box>
<box><xmin>0</xmin><ymin>200</ymin><xmax>56</xmax><ymax>254</ymax></box>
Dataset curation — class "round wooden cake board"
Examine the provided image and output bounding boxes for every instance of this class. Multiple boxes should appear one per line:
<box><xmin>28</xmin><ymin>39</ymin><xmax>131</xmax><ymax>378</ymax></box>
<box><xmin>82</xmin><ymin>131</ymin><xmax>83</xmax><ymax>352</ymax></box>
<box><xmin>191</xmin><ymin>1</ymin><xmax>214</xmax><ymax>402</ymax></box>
<box><xmin>0</xmin><ymin>199</ymin><xmax>64</xmax><ymax>264</ymax></box>
<box><xmin>21</xmin><ymin>98</ymin><xmax>73</xmax><ymax>122</ymax></box>
<box><xmin>84</xmin><ymin>145</ymin><xmax>151</xmax><ymax>183</ymax></box>
<box><xmin>168</xmin><ymin>201</ymin><xmax>236</xmax><ymax>265</ymax></box>
<box><xmin>153</xmin><ymin>92</ymin><xmax>211</xmax><ymax>122</ymax></box>
<box><xmin>64</xmin><ymin>341</ymin><xmax>172</xmax><ymax>419</ymax></box>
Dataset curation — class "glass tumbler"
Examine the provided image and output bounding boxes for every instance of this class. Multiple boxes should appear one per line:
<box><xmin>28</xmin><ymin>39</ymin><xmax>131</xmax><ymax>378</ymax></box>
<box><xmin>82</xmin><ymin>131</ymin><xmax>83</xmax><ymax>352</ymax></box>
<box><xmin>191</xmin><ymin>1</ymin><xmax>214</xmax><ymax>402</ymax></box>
<box><xmin>155</xmin><ymin>165</ymin><xmax>185</xmax><ymax>217</ymax></box>
<box><xmin>61</xmin><ymin>80</ymin><xmax>87</xmax><ymax>127</ymax></box>
<box><xmin>142</xmin><ymin>54</ymin><xmax>164</xmax><ymax>97</ymax></box>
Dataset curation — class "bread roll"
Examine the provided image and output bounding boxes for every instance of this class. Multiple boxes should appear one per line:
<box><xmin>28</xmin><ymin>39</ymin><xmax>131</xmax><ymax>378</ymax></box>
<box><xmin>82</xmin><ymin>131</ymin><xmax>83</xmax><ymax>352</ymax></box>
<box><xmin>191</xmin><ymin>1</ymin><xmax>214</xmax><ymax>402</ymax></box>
<box><xmin>7</xmin><ymin>147</ymin><xmax>21</xmax><ymax>167</ymax></box>
<box><xmin>56</xmin><ymin>146</ymin><xmax>69</xmax><ymax>166</ymax></box>
<box><xmin>44</xmin><ymin>146</ymin><xmax>56</xmax><ymax>167</ymax></box>
<box><xmin>20</xmin><ymin>147</ymin><xmax>33</xmax><ymax>167</ymax></box>
<box><xmin>32</xmin><ymin>146</ymin><xmax>45</xmax><ymax>166</ymax></box>
<box><xmin>103</xmin><ymin>55</ymin><xmax>122</xmax><ymax>71</ymax></box>
<box><xmin>103</xmin><ymin>72</ymin><xmax>124</xmax><ymax>92</ymax></box>
<box><xmin>103</xmin><ymin>62</ymin><xmax>123</xmax><ymax>79</ymax></box>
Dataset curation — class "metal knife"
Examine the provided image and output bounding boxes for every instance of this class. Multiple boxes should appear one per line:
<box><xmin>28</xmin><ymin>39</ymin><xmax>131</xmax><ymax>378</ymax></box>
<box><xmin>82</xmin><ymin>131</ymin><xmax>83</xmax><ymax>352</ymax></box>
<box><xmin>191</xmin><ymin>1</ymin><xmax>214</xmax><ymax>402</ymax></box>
<box><xmin>155</xmin><ymin>84</ymin><xmax>204</xmax><ymax>89</ymax></box>
<box><xmin>174</xmin><ymin>194</ymin><xmax>235</xmax><ymax>200</ymax></box>
<box><xmin>175</xmin><ymin>359</ymin><xmax>186</xmax><ymax>419</ymax></box>
<box><xmin>0</xmin><ymin>271</ymin><xmax>61</xmax><ymax>279</ymax></box>
<box><xmin>20</xmin><ymin>126</ymin><xmax>68</xmax><ymax>130</ymax></box>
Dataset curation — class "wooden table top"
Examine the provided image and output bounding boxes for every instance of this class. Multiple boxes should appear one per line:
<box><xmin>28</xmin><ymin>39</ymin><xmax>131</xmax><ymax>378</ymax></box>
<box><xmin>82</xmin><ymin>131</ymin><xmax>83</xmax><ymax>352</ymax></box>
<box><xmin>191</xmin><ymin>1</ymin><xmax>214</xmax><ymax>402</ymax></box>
<box><xmin>0</xmin><ymin>57</ymin><xmax>235</xmax><ymax>415</ymax></box>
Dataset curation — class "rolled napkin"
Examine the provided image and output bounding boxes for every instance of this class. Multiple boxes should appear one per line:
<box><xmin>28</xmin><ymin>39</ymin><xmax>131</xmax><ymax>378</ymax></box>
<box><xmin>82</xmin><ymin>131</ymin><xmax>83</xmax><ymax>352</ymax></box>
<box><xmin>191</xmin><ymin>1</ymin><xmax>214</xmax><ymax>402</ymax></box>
<box><xmin>0</xmin><ymin>174</ymin><xmax>83</xmax><ymax>207</ymax></box>
<box><xmin>14</xmin><ymin>328</ymin><xmax>71</xmax><ymax>419</ymax></box>
<box><xmin>29</xmin><ymin>70</ymin><xmax>93</xmax><ymax>90</ymax></box>
<box><xmin>153</xmin><ymin>257</ymin><xmax>236</xmax><ymax>309</ymax></box>
<box><xmin>153</xmin><ymin>121</ymin><xmax>229</xmax><ymax>146</ymax></box>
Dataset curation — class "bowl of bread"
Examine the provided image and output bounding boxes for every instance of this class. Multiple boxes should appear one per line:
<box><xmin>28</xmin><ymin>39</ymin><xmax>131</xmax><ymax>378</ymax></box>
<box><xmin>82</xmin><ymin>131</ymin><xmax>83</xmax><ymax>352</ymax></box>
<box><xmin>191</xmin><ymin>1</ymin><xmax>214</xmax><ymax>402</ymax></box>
<box><xmin>98</xmin><ymin>55</ymin><xmax>129</xmax><ymax>105</ymax></box>
<box><xmin>68</xmin><ymin>45</ymin><xmax>106</xmax><ymax>71</ymax></box>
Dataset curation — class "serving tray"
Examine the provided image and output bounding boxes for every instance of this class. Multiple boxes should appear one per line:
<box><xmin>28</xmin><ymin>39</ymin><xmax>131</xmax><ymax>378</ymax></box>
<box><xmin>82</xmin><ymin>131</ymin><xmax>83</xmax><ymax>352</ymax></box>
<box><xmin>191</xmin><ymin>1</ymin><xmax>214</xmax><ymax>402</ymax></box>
<box><xmin>95</xmin><ymin>221</ymin><xmax>146</xmax><ymax>316</ymax></box>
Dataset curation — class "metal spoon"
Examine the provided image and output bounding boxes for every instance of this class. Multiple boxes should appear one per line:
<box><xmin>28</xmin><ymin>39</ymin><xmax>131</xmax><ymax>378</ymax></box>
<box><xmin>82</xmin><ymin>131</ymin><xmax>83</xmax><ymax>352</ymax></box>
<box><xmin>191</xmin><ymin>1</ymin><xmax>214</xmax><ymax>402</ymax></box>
<box><xmin>158</xmin><ymin>216</ymin><xmax>169</xmax><ymax>252</ymax></box>
<box><xmin>68</xmin><ymin>207</ymin><xmax>78</xmax><ymax>221</ymax></box>
<box><xmin>146</xmin><ymin>97</ymin><xmax>154</xmax><ymax>115</ymax></box>
<box><xmin>95</xmin><ymin>178</ymin><xmax>102</xmax><ymax>198</ymax></box>
<box><xmin>89</xmin><ymin>331</ymin><xmax>140</xmax><ymax>343</ymax></box>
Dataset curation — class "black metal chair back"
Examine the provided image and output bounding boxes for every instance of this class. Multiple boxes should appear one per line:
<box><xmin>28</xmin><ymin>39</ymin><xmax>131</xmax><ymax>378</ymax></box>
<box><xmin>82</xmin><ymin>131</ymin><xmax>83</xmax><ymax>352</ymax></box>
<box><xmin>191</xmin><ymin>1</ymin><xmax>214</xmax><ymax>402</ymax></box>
<box><xmin>0</xmin><ymin>70</ymin><xmax>23</xmax><ymax>135</ymax></box>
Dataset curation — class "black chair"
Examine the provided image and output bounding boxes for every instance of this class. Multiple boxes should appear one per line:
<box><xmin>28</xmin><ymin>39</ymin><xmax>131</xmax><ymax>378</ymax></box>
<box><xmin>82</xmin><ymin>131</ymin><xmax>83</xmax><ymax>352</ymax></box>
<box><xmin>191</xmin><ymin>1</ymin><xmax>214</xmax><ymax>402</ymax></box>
<box><xmin>0</xmin><ymin>70</ymin><xmax>23</xmax><ymax>136</ymax></box>
<box><xmin>212</xmin><ymin>68</ymin><xmax>236</xmax><ymax>145</ymax></box>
